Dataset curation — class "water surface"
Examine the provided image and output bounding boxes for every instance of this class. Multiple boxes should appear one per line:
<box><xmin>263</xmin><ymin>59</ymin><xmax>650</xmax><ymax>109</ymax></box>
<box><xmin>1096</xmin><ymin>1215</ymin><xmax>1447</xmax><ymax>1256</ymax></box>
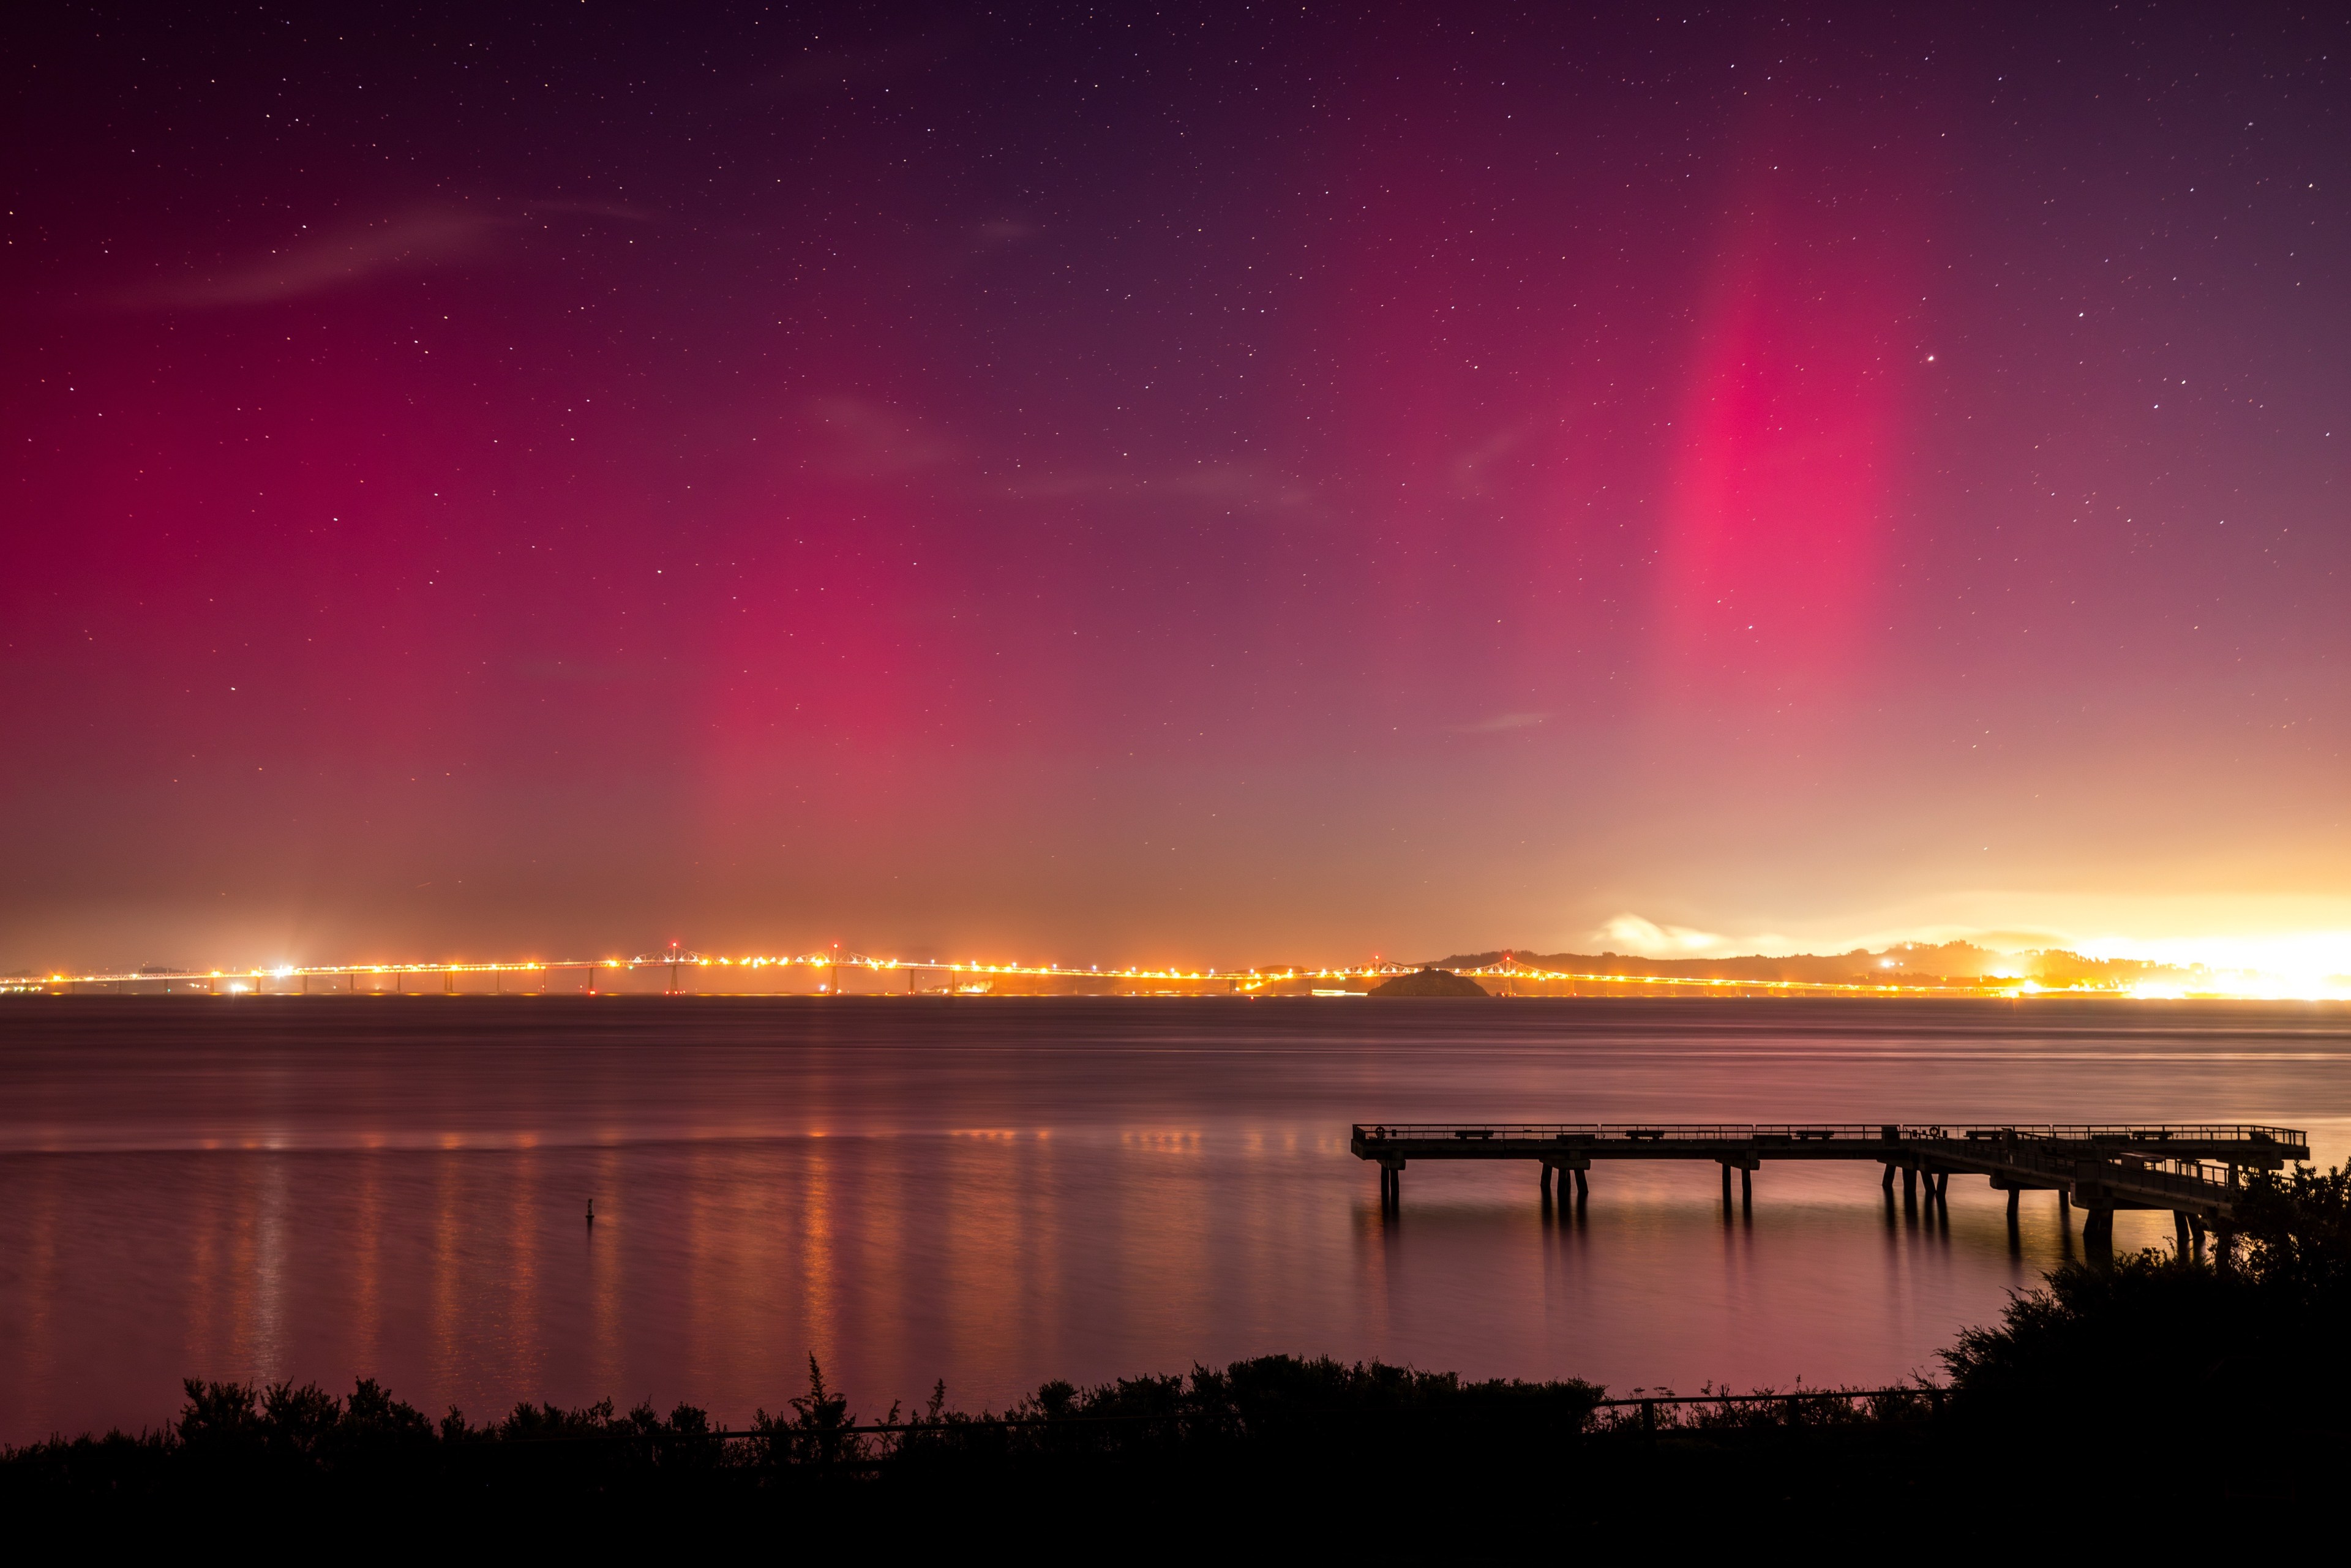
<box><xmin>2</xmin><ymin>996</ymin><xmax>2345</xmax><ymax>1442</ymax></box>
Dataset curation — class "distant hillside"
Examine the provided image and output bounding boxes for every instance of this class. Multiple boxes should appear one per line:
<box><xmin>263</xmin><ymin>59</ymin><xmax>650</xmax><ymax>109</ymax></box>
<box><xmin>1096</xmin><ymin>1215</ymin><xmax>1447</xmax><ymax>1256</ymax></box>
<box><xmin>1430</xmin><ymin>942</ymin><xmax>2201</xmax><ymax>989</ymax></box>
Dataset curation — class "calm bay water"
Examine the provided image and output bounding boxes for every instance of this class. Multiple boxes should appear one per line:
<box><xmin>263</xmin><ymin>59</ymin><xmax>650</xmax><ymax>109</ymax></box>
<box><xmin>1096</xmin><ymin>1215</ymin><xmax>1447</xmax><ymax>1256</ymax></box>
<box><xmin>2</xmin><ymin>995</ymin><xmax>2347</xmax><ymax>1443</ymax></box>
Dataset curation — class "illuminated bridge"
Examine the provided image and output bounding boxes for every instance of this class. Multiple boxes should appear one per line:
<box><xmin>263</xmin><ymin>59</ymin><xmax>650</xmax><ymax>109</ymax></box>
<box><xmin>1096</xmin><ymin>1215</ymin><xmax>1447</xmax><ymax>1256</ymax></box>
<box><xmin>11</xmin><ymin>953</ymin><xmax>2039</xmax><ymax>998</ymax></box>
<box><xmin>1351</xmin><ymin>1121</ymin><xmax>2310</xmax><ymax>1250</ymax></box>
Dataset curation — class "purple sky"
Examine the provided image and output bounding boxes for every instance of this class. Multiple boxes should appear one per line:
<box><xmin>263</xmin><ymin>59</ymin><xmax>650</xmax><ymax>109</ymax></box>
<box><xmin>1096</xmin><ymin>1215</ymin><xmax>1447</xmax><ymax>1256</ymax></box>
<box><xmin>6</xmin><ymin>4</ymin><xmax>2349</xmax><ymax>974</ymax></box>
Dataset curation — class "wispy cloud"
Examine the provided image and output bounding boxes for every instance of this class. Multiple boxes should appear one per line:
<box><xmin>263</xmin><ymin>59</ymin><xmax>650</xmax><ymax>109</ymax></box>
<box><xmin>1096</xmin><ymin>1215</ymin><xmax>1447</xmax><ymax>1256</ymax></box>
<box><xmin>1595</xmin><ymin>913</ymin><xmax>1731</xmax><ymax>956</ymax></box>
<box><xmin>803</xmin><ymin>396</ymin><xmax>966</xmax><ymax>477</ymax></box>
<box><xmin>993</xmin><ymin>462</ymin><xmax>1317</xmax><ymax>514</ymax></box>
<box><xmin>1455</xmin><ymin>710</ymin><xmax>1550</xmax><ymax>733</ymax></box>
<box><xmin>969</xmin><ymin>219</ymin><xmax>1034</xmax><ymax>249</ymax></box>
<box><xmin>1449</xmin><ymin>421</ymin><xmax>1534</xmax><ymax>498</ymax></box>
<box><xmin>116</xmin><ymin>200</ymin><xmax>649</xmax><ymax>309</ymax></box>
<box><xmin>790</xmin><ymin>396</ymin><xmax>1319</xmax><ymax>520</ymax></box>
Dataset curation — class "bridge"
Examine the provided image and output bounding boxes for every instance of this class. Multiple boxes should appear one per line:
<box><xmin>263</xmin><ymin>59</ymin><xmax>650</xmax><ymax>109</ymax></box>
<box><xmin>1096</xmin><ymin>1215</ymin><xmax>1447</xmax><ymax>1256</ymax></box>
<box><xmin>7</xmin><ymin>951</ymin><xmax>1286</xmax><ymax>997</ymax></box>
<box><xmin>9</xmin><ymin>953</ymin><xmax>2058</xmax><ymax>998</ymax></box>
<box><xmin>1351</xmin><ymin>1121</ymin><xmax>2310</xmax><ymax>1250</ymax></box>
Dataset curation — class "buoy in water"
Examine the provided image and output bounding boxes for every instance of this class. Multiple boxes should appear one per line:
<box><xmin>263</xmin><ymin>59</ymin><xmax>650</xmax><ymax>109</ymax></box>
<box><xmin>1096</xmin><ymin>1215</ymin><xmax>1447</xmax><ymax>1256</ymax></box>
<box><xmin>585</xmin><ymin>1198</ymin><xmax>596</xmax><ymax>1225</ymax></box>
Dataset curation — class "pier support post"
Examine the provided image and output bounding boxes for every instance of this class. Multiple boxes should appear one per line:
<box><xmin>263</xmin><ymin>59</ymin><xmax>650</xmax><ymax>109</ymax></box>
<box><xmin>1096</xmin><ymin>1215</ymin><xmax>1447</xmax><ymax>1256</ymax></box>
<box><xmin>2173</xmin><ymin>1211</ymin><xmax>2192</xmax><ymax>1254</ymax></box>
<box><xmin>1573</xmin><ymin>1168</ymin><xmax>1588</xmax><ymax>1203</ymax></box>
<box><xmin>1721</xmin><ymin>1161</ymin><xmax>1733</xmax><ymax>1207</ymax></box>
<box><xmin>1934</xmin><ymin>1172</ymin><xmax>1949</xmax><ymax>1202</ymax></box>
<box><xmin>1881</xmin><ymin>1162</ymin><xmax>1896</xmax><ymax>1191</ymax></box>
<box><xmin>2006</xmin><ymin>1187</ymin><xmax>2020</xmax><ymax>1221</ymax></box>
<box><xmin>2058</xmin><ymin>1187</ymin><xmax>2071</xmax><ymax>1221</ymax></box>
<box><xmin>1741</xmin><ymin>1167</ymin><xmax>1752</xmax><ymax>1212</ymax></box>
<box><xmin>1902</xmin><ymin>1166</ymin><xmax>1918</xmax><ymax>1206</ymax></box>
<box><xmin>1540</xmin><ymin>1164</ymin><xmax>1552</xmax><ymax>1202</ymax></box>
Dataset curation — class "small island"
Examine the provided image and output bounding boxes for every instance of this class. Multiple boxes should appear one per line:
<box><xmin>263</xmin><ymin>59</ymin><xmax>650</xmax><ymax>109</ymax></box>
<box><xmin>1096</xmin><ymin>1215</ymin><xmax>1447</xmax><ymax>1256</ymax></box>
<box><xmin>1368</xmin><ymin>967</ymin><xmax>1492</xmax><ymax>998</ymax></box>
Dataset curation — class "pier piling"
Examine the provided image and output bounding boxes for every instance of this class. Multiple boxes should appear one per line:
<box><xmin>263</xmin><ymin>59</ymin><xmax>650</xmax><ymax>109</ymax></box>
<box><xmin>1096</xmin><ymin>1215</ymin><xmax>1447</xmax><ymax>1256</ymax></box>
<box><xmin>2083</xmin><ymin>1207</ymin><xmax>2116</xmax><ymax>1261</ymax></box>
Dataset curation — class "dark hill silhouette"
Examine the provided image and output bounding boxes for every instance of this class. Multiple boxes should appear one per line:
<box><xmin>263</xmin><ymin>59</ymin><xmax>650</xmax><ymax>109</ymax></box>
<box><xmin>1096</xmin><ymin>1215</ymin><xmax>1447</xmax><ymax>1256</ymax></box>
<box><xmin>1369</xmin><ymin>967</ymin><xmax>1491</xmax><ymax>997</ymax></box>
<box><xmin>1430</xmin><ymin>942</ymin><xmax>2197</xmax><ymax>989</ymax></box>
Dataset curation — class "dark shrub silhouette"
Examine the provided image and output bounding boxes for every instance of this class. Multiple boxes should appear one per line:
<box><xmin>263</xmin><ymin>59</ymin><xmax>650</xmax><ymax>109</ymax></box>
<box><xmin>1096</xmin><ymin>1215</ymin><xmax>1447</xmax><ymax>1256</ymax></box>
<box><xmin>1942</xmin><ymin>1163</ymin><xmax>2351</xmax><ymax>1460</ymax></box>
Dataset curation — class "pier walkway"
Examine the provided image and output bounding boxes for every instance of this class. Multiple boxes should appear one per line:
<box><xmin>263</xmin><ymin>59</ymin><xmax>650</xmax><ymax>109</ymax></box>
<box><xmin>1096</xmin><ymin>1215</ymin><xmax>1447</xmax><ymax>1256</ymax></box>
<box><xmin>1351</xmin><ymin>1122</ymin><xmax>2309</xmax><ymax>1246</ymax></box>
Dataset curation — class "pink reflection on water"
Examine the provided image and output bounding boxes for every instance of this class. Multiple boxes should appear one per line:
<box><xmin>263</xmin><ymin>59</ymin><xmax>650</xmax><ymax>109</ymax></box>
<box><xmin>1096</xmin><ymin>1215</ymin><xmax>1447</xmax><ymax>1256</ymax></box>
<box><xmin>0</xmin><ymin>997</ymin><xmax>2344</xmax><ymax>1441</ymax></box>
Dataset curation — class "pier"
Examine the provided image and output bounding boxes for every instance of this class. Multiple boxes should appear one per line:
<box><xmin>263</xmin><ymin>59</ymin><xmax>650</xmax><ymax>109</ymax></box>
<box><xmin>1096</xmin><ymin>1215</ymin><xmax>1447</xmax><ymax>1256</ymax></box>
<box><xmin>1352</xmin><ymin>1122</ymin><xmax>2309</xmax><ymax>1245</ymax></box>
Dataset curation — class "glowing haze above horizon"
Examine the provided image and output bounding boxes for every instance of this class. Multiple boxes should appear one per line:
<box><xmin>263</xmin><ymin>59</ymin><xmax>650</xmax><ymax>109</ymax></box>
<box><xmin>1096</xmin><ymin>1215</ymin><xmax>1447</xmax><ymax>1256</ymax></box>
<box><xmin>6</xmin><ymin>4</ymin><xmax>2350</xmax><ymax>985</ymax></box>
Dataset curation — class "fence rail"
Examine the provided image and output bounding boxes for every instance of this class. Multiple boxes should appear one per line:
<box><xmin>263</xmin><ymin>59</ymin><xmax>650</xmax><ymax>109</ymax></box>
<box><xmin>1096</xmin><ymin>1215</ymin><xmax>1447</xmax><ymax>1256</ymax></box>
<box><xmin>1351</xmin><ymin>1122</ymin><xmax>2304</xmax><ymax>1147</ymax></box>
<box><xmin>462</xmin><ymin>1385</ymin><xmax>1941</xmax><ymax>1452</ymax></box>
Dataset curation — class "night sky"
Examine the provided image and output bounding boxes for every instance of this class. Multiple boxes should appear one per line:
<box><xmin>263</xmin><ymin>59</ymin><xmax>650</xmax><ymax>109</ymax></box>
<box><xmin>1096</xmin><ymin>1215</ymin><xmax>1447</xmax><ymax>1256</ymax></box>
<box><xmin>6</xmin><ymin>3</ymin><xmax>2350</xmax><ymax>975</ymax></box>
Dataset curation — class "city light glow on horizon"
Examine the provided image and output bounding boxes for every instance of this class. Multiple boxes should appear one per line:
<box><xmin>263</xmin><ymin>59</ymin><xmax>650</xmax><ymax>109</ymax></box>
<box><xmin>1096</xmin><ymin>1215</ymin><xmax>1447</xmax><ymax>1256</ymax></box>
<box><xmin>15</xmin><ymin>932</ymin><xmax>2350</xmax><ymax>1000</ymax></box>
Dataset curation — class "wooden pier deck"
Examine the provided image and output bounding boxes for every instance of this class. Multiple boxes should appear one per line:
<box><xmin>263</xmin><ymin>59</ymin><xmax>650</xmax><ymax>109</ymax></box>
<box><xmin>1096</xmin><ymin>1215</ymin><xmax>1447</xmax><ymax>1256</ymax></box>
<box><xmin>1350</xmin><ymin>1122</ymin><xmax>2310</xmax><ymax>1244</ymax></box>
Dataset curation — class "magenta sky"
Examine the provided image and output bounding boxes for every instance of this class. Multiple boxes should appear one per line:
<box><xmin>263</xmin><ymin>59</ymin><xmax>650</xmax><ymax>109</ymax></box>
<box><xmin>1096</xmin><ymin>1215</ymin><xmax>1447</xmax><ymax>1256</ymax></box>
<box><xmin>6</xmin><ymin>4</ymin><xmax>2349</xmax><ymax>972</ymax></box>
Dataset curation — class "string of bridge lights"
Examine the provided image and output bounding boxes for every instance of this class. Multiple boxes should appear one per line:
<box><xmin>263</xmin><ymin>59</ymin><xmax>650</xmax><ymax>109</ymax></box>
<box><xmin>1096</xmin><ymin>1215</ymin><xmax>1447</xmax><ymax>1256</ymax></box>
<box><xmin>13</xmin><ymin>950</ymin><xmax>2098</xmax><ymax>997</ymax></box>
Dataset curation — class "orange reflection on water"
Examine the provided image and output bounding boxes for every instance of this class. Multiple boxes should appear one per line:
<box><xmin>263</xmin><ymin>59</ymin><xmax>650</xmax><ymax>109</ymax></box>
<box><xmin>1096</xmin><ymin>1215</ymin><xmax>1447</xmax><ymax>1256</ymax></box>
<box><xmin>2</xmin><ymin>997</ymin><xmax>2346</xmax><ymax>1443</ymax></box>
<box><xmin>586</xmin><ymin>1142</ymin><xmax>623</xmax><ymax>1402</ymax></box>
<box><xmin>351</xmin><ymin>1155</ymin><xmax>382</xmax><ymax>1376</ymax></box>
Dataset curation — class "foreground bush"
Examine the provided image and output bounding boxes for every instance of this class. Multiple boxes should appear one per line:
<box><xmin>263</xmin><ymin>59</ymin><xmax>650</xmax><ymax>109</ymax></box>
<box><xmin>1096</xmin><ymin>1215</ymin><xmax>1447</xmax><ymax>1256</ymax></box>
<box><xmin>7</xmin><ymin>1353</ymin><xmax>1933</xmax><ymax>1531</ymax></box>
<box><xmin>1940</xmin><ymin>1164</ymin><xmax>2351</xmax><ymax>1499</ymax></box>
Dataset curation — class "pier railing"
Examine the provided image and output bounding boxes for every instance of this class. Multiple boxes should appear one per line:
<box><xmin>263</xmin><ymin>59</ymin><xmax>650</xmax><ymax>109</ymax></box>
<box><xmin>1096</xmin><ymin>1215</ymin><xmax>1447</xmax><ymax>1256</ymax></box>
<box><xmin>1351</xmin><ymin>1122</ymin><xmax>2304</xmax><ymax>1150</ymax></box>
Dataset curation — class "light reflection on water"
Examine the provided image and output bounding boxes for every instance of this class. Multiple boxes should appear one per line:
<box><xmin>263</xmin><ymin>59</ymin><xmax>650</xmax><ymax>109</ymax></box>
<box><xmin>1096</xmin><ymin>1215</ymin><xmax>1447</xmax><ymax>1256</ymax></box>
<box><xmin>1</xmin><ymin>996</ymin><xmax>2346</xmax><ymax>1442</ymax></box>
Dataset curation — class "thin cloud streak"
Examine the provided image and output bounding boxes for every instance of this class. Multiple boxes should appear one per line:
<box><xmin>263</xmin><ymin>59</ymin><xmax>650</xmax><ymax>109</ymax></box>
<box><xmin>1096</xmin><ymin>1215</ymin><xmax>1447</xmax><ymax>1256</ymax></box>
<box><xmin>114</xmin><ymin>200</ymin><xmax>651</xmax><ymax>309</ymax></box>
<box><xmin>1455</xmin><ymin>711</ymin><xmax>1549</xmax><ymax>733</ymax></box>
